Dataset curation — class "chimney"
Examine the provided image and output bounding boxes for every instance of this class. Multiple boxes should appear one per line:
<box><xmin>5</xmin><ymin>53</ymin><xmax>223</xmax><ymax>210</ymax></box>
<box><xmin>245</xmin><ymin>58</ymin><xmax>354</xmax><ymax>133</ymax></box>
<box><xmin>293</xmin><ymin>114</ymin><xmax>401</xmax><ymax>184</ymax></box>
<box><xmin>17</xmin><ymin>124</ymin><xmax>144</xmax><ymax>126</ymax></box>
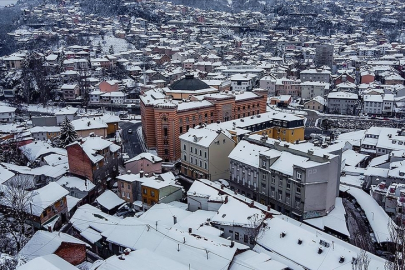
<box><xmin>140</xmin><ymin>170</ymin><xmax>144</xmax><ymax>178</ymax></box>
<box><xmin>127</xmin><ymin>170</ymin><xmax>131</xmax><ymax>174</ymax></box>
<box><xmin>123</xmin><ymin>248</ymin><xmax>131</xmax><ymax>255</ymax></box>
<box><xmin>230</xmin><ymin>241</ymin><xmax>235</xmax><ymax>248</ymax></box>
<box><xmin>173</xmin><ymin>215</ymin><xmax>177</xmax><ymax>224</ymax></box>
<box><xmin>188</xmin><ymin>228</ymin><xmax>192</xmax><ymax>234</ymax></box>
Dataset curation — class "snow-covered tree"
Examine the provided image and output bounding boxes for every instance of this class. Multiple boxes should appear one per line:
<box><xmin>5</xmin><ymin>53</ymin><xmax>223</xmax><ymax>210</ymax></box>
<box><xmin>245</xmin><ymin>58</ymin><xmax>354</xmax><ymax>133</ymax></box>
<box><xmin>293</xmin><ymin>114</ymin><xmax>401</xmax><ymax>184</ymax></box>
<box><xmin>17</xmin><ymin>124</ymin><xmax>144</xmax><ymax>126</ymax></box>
<box><xmin>0</xmin><ymin>175</ymin><xmax>35</xmax><ymax>253</ymax></box>
<box><xmin>58</xmin><ymin>117</ymin><xmax>78</xmax><ymax>148</ymax></box>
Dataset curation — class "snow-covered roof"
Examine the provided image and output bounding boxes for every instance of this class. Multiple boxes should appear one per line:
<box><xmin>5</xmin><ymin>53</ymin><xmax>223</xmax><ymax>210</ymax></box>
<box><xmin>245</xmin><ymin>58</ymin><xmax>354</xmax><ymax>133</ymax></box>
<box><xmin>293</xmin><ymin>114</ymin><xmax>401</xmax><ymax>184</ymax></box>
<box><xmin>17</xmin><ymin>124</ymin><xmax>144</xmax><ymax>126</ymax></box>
<box><xmin>179</xmin><ymin>127</ymin><xmax>229</xmax><ymax>147</ymax></box>
<box><xmin>0</xmin><ymin>165</ymin><xmax>14</xmax><ymax>184</ymax></box>
<box><xmin>138</xmin><ymin>203</ymin><xmax>192</xmax><ymax>227</ymax></box>
<box><xmin>20</xmin><ymin>141</ymin><xmax>66</xmax><ymax>162</ymax></box>
<box><xmin>93</xmin><ymin>249</ymin><xmax>194</xmax><ymax>270</ymax></box>
<box><xmin>56</xmin><ymin>176</ymin><xmax>95</xmax><ymax>192</ymax></box>
<box><xmin>0</xmin><ymin>105</ymin><xmax>16</xmax><ymax>113</ymax></box>
<box><xmin>211</xmin><ymin>197</ymin><xmax>265</xmax><ymax>228</ymax></box>
<box><xmin>30</xmin><ymin>183</ymin><xmax>69</xmax><ymax>217</ymax></box>
<box><xmin>327</xmin><ymin>91</ymin><xmax>358</xmax><ymax>100</ymax></box>
<box><xmin>342</xmin><ymin>149</ymin><xmax>368</xmax><ymax>167</ymax></box>
<box><xmin>230</xmin><ymin>250</ymin><xmax>288</xmax><ymax>270</ymax></box>
<box><xmin>255</xmin><ymin>215</ymin><xmax>386</xmax><ymax>270</ymax></box>
<box><xmin>19</xmin><ymin>230</ymin><xmax>88</xmax><ymax>261</ymax></box>
<box><xmin>228</xmin><ymin>140</ymin><xmax>269</xmax><ymax>168</ymax></box>
<box><xmin>96</xmin><ymin>190</ymin><xmax>125</xmax><ymax>210</ymax></box>
<box><xmin>125</xmin><ymin>152</ymin><xmax>162</xmax><ymax>164</ymax></box>
<box><xmin>17</xmin><ymin>254</ymin><xmax>79</xmax><ymax>270</ymax></box>
<box><xmin>71</xmin><ymin>118</ymin><xmax>107</xmax><ymax>131</ymax></box>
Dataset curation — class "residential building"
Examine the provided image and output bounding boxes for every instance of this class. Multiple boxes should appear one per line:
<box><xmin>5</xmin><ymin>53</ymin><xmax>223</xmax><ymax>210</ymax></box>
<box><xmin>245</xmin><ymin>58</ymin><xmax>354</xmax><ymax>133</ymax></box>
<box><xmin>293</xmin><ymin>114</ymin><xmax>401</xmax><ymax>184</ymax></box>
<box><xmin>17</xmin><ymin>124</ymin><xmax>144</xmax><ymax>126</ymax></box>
<box><xmin>230</xmin><ymin>134</ymin><xmax>340</xmax><ymax>219</ymax></box>
<box><xmin>363</xmin><ymin>94</ymin><xmax>383</xmax><ymax>115</ymax></box>
<box><xmin>326</xmin><ymin>92</ymin><xmax>358</xmax><ymax>115</ymax></box>
<box><xmin>314</xmin><ymin>44</ymin><xmax>334</xmax><ymax>68</ymax></box>
<box><xmin>125</xmin><ymin>152</ymin><xmax>163</xmax><ymax>175</ymax></box>
<box><xmin>29</xmin><ymin>126</ymin><xmax>60</xmax><ymax>141</ymax></box>
<box><xmin>55</xmin><ymin>107</ymin><xmax>79</xmax><ymax>125</ymax></box>
<box><xmin>56</xmin><ymin>176</ymin><xmax>96</xmax><ymax>204</ymax></box>
<box><xmin>259</xmin><ymin>75</ymin><xmax>277</xmax><ymax>96</ymax></box>
<box><xmin>180</xmin><ymin>127</ymin><xmax>235</xmax><ymax>180</ymax></box>
<box><xmin>275</xmin><ymin>78</ymin><xmax>301</xmax><ymax>97</ymax></box>
<box><xmin>141</xmin><ymin>74</ymin><xmax>267</xmax><ymax>162</ymax></box>
<box><xmin>0</xmin><ymin>106</ymin><xmax>16</xmax><ymax>123</ymax></box>
<box><xmin>300</xmin><ymin>68</ymin><xmax>331</xmax><ymax>83</ymax></box>
<box><xmin>300</xmin><ymin>81</ymin><xmax>330</xmax><ymax>100</ymax></box>
<box><xmin>304</xmin><ymin>96</ymin><xmax>326</xmax><ymax>112</ymax></box>
<box><xmin>19</xmin><ymin>230</ymin><xmax>88</xmax><ymax>265</ymax></box>
<box><xmin>61</xmin><ymin>84</ymin><xmax>80</xmax><ymax>100</ymax></box>
<box><xmin>67</xmin><ymin>137</ymin><xmax>120</xmax><ymax>189</ymax></box>
<box><xmin>230</xmin><ymin>73</ymin><xmax>257</xmax><ymax>92</ymax></box>
<box><xmin>71</xmin><ymin>118</ymin><xmax>108</xmax><ymax>138</ymax></box>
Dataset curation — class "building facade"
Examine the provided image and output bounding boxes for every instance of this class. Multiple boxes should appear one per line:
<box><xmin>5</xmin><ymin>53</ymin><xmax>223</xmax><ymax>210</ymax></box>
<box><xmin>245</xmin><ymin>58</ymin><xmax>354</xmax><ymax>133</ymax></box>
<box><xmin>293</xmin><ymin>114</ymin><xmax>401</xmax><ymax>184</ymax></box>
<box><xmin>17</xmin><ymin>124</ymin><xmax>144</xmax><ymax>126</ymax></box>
<box><xmin>141</xmin><ymin>75</ymin><xmax>267</xmax><ymax>162</ymax></box>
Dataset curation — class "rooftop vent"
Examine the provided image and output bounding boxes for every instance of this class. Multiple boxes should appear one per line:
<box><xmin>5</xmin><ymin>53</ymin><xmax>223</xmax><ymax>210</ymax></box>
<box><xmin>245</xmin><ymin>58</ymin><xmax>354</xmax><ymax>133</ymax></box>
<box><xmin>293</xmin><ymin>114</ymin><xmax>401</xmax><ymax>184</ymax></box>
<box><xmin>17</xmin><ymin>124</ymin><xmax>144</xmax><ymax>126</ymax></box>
<box><xmin>318</xmin><ymin>247</ymin><xmax>323</xmax><ymax>254</ymax></box>
<box><xmin>298</xmin><ymin>239</ymin><xmax>303</xmax><ymax>245</ymax></box>
<box><xmin>280</xmin><ymin>231</ymin><xmax>286</xmax><ymax>238</ymax></box>
<box><xmin>339</xmin><ymin>256</ymin><xmax>345</xmax><ymax>263</ymax></box>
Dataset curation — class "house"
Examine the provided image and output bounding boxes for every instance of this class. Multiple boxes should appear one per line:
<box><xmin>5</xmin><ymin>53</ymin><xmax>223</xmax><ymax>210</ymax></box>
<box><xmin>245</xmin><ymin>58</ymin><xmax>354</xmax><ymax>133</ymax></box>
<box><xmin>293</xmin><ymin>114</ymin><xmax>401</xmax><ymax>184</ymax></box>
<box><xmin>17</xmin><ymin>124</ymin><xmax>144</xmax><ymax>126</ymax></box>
<box><xmin>326</xmin><ymin>92</ymin><xmax>358</xmax><ymax>115</ymax></box>
<box><xmin>304</xmin><ymin>96</ymin><xmax>326</xmax><ymax>112</ymax></box>
<box><xmin>55</xmin><ymin>107</ymin><xmax>79</xmax><ymax>125</ymax></box>
<box><xmin>95</xmin><ymin>190</ymin><xmax>125</xmax><ymax>214</ymax></box>
<box><xmin>17</xmin><ymin>254</ymin><xmax>79</xmax><ymax>270</ymax></box>
<box><xmin>29</xmin><ymin>126</ymin><xmax>60</xmax><ymax>141</ymax></box>
<box><xmin>99</xmin><ymin>80</ymin><xmax>120</xmax><ymax>93</ymax></box>
<box><xmin>0</xmin><ymin>106</ymin><xmax>16</xmax><ymax>123</ymax></box>
<box><xmin>124</xmin><ymin>152</ymin><xmax>162</xmax><ymax>174</ymax></box>
<box><xmin>66</xmin><ymin>137</ymin><xmax>120</xmax><ymax>188</ymax></box>
<box><xmin>71</xmin><ymin>118</ymin><xmax>108</xmax><ymax>138</ymax></box>
<box><xmin>363</xmin><ymin>94</ymin><xmax>383</xmax><ymax>115</ymax></box>
<box><xmin>140</xmin><ymin>174</ymin><xmax>183</xmax><ymax>210</ymax></box>
<box><xmin>269</xmin><ymin>95</ymin><xmax>292</xmax><ymax>107</ymax></box>
<box><xmin>300</xmin><ymin>68</ymin><xmax>331</xmax><ymax>83</ymax></box>
<box><xmin>19</xmin><ymin>230</ymin><xmax>88</xmax><ymax>265</ymax></box>
<box><xmin>3</xmin><ymin>54</ymin><xmax>23</xmax><ymax>69</ymax></box>
<box><xmin>275</xmin><ymin>78</ymin><xmax>301</xmax><ymax>97</ymax></box>
<box><xmin>230</xmin><ymin>73</ymin><xmax>257</xmax><ymax>92</ymax></box>
<box><xmin>61</xmin><ymin>84</ymin><xmax>80</xmax><ymax>100</ymax></box>
<box><xmin>56</xmin><ymin>176</ymin><xmax>96</xmax><ymax>204</ymax></box>
<box><xmin>300</xmin><ymin>81</ymin><xmax>330</xmax><ymax>100</ymax></box>
<box><xmin>259</xmin><ymin>75</ymin><xmax>277</xmax><ymax>96</ymax></box>
<box><xmin>180</xmin><ymin>127</ymin><xmax>235</xmax><ymax>181</ymax></box>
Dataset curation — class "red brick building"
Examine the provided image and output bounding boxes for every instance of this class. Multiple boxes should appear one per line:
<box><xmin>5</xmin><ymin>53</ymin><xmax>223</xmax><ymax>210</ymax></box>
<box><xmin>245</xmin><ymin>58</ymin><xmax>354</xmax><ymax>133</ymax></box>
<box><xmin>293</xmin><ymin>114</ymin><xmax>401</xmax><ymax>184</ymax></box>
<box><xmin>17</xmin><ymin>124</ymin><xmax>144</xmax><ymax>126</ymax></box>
<box><xmin>67</xmin><ymin>137</ymin><xmax>120</xmax><ymax>190</ymax></box>
<box><xmin>141</xmin><ymin>75</ymin><xmax>267</xmax><ymax>162</ymax></box>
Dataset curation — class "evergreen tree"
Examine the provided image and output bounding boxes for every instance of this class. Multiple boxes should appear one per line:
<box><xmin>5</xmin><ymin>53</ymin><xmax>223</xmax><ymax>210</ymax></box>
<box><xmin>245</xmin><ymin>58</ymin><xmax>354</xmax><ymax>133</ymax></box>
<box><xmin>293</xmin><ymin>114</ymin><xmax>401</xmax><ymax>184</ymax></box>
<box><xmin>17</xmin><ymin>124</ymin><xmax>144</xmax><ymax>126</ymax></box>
<box><xmin>58</xmin><ymin>117</ymin><xmax>78</xmax><ymax>148</ymax></box>
<box><xmin>109</xmin><ymin>45</ymin><xmax>115</xmax><ymax>55</ymax></box>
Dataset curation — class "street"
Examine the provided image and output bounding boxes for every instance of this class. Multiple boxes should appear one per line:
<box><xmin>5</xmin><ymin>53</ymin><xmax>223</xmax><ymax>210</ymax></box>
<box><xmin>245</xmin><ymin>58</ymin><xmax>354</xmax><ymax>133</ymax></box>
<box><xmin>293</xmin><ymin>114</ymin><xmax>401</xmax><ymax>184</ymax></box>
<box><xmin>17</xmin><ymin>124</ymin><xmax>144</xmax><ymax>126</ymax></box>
<box><xmin>119</xmin><ymin>121</ymin><xmax>145</xmax><ymax>159</ymax></box>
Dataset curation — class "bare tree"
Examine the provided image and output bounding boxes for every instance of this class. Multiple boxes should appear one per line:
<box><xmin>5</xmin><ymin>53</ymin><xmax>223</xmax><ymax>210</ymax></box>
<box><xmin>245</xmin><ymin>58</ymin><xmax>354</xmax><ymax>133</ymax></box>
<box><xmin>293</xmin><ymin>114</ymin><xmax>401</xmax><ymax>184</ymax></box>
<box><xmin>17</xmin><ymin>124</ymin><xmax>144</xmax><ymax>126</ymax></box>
<box><xmin>0</xmin><ymin>254</ymin><xmax>26</xmax><ymax>270</ymax></box>
<box><xmin>243</xmin><ymin>211</ymin><xmax>271</xmax><ymax>245</ymax></box>
<box><xmin>0</xmin><ymin>175</ymin><xmax>36</xmax><ymax>253</ymax></box>
<box><xmin>352</xmin><ymin>249</ymin><xmax>371</xmax><ymax>270</ymax></box>
<box><xmin>385</xmin><ymin>220</ymin><xmax>405</xmax><ymax>270</ymax></box>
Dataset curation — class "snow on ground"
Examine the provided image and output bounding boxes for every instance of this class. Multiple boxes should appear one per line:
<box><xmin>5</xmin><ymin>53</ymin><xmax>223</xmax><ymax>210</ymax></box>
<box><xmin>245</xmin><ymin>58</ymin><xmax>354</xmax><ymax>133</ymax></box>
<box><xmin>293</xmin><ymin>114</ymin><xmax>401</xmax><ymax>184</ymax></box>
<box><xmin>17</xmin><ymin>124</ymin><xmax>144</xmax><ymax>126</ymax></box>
<box><xmin>91</xmin><ymin>32</ymin><xmax>133</xmax><ymax>54</ymax></box>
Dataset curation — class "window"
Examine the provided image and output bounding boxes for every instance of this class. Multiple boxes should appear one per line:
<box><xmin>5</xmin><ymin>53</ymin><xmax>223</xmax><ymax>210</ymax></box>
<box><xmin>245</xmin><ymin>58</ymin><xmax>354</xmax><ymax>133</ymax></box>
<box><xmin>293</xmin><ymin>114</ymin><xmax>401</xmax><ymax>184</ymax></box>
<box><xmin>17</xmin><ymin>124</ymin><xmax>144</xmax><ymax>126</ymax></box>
<box><xmin>244</xmin><ymin>234</ymin><xmax>248</xmax><ymax>243</ymax></box>
<box><xmin>199</xmin><ymin>150</ymin><xmax>202</xmax><ymax>156</ymax></box>
<box><xmin>261</xmin><ymin>182</ymin><xmax>266</xmax><ymax>188</ymax></box>
<box><xmin>296</xmin><ymin>187</ymin><xmax>301</xmax><ymax>193</ymax></box>
<box><xmin>262</xmin><ymin>160</ymin><xmax>266</xmax><ymax>168</ymax></box>
<box><xmin>143</xmin><ymin>189</ymin><xmax>147</xmax><ymax>194</ymax></box>
<box><xmin>296</xmin><ymin>171</ymin><xmax>302</xmax><ymax>180</ymax></box>
<box><xmin>183</xmin><ymin>155</ymin><xmax>187</xmax><ymax>161</ymax></box>
<box><xmin>128</xmin><ymin>184</ymin><xmax>130</xmax><ymax>189</ymax></box>
<box><xmin>121</xmin><ymin>182</ymin><xmax>124</xmax><ymax>188</ymax></box>
<box><xmin>204</xmin><ymin>152</ymin><xmax>207</xmax><ymax>158</ymax></box>
<box><xmin>204</xmin><ymin>163</ymin><xmax>207</xmax><ymax>169</ymax></box>
<box><xmin>278</xmin><ymin>191</ymin><xmax>282</xmax><ymax>200</ymax></box>
<box><xmin>200</xmin><ymin>160</ymin><xmax>202</xmax><ymax>167</ymax></box>
<box><xmin>271</xmin><ymin>175</ymin><xmax>275</xmax><ymax>184</ymax></box>
<box><xmin>190</xmin><ymin>146</ymin><xmax>193</xmax><ymax>153</ymax></box>
<box><xmin>235</xmin><ymin>232</ymin><xmax>239</xmax><ymax>240</ymax></box>
<box><xmin>190</xmin><ymin>157</ymin><xmax>193</xmax><ymax>163</ymax></box>
<box><xmin>194</xmin><ymin>148</ymin><xmax>197</xmax><ymax>154</ymax></box>
<box><xmin>183</xmin><ymin>144</ymin><xmax>186</xmax><ymax>150</ymax></box>
<box><xmin>287</xmin><ymin>182</ymin><xmax>291</xmax><ymax>189</ymax></box>
<box><xmin>151</xmin><ymin>191</ymin><xmax>155</xmax><ymax>197</ymax></box>
<box><xmin>180</xmin><ymin>126</ymin><xmax>183</xmax><ymax>133</ymax></box>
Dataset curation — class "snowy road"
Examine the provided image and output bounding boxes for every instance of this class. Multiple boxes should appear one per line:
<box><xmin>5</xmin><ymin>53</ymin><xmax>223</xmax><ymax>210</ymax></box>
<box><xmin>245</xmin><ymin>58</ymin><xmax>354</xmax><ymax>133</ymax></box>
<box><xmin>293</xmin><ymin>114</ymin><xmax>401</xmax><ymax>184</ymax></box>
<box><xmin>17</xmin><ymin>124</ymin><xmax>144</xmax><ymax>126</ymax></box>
<box><xmin>119</xmin><ymin>121</ymin><xmax>144</xmax><ymax>159</ymax></box>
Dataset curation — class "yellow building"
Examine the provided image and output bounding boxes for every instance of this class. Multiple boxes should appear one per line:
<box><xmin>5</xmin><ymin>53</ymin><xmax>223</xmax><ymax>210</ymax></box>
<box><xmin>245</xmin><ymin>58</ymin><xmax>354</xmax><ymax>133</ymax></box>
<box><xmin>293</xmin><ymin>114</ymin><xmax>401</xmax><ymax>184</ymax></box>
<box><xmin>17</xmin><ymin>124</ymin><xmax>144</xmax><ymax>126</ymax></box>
<box><xmin>140</xmin><ymin>175</ymin><xmax>183</xmax><ymax>210</ymax></box>
<box><xmin>205</xmin><ymin>111</ymin><xmax>305</xmax><ymax>144</ymax></box>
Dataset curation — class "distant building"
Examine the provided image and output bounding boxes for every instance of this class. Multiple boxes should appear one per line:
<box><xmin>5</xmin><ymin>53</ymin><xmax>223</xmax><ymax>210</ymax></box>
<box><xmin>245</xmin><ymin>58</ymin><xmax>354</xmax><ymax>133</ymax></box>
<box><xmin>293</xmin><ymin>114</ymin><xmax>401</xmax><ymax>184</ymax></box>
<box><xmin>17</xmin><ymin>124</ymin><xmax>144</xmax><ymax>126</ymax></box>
<box><xmin>0</xmin><ymin>106</ymin><xmax>16</xmax><ymax>123</ymax></box>
<box><xmin>314</xmin><ymin>44</ymin><xmax>334</xmax><ymax>68</ymax></box>
<box><xmin>326</xmin><ymin>91</ymin><xmax>358</xmax><ymax>115</ymax></box>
